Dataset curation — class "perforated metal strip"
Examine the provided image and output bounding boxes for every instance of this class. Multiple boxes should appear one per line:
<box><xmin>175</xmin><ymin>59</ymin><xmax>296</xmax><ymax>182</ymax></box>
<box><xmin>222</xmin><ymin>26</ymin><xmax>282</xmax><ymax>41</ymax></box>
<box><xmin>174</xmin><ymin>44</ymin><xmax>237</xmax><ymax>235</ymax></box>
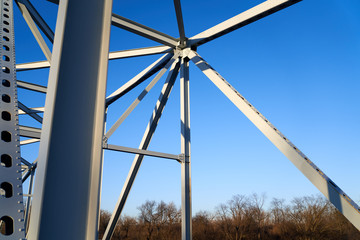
<box><xmin>0</xmin><ymin>0</ymin><xmax>26</xmax><ymax>238</ymax></box>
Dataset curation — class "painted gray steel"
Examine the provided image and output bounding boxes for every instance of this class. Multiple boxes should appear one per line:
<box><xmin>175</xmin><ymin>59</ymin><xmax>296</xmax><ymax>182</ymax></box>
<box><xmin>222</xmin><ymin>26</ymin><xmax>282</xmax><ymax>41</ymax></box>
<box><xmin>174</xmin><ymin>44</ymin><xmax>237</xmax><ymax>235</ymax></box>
<box><xmin>0</xmin><ymin>0</ymin><xmax>26</xmax><ymax>238</ymax></box>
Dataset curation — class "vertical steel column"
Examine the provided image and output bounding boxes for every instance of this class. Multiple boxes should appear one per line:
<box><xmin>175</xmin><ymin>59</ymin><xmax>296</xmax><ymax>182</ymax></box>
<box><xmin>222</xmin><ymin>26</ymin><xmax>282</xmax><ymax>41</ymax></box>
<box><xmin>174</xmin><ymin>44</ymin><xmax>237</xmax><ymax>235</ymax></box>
<box><xmin>103</xmin><ymin>60</ymin><xmax>180</xmax><ymax>240</ymax></box>
<box><xmin>180</xmin><ymin>57</ymin><xmax>192</xmax><ymax>240</ymax></box>
<box><xmin>0</xmin><ymin>0</ymin><xmax>25</xmax><ymax>238</ymax></box>
<box><xmin>27</xmin><ymin>0</ymin><xmax>113</xmax><ymax>239</ymax></box>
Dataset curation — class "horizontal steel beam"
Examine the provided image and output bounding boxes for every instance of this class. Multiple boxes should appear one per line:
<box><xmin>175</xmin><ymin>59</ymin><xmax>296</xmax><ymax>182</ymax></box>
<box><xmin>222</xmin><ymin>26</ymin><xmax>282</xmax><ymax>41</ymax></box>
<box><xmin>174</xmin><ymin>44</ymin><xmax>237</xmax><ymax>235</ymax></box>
<box><xmin>19</xmin><ymin>125</ymin><xmax>42</xmax><ymax>139</ymax></box>
<box><xmin>104</xmin><ymin>144</ymin><xmax>181</xmax><ymax>161</ymax></box>
<box><xmin>111</xmin><ymin>14</ymin><xmax>178</xmax><ymax>47</ymax></box>
<box><xmin>16</xmin><ymin>46</ymin><xmax>172</xmax><ymax>71</ymax></box>
<box><xmin>16</xmin><ymin>60</ymin><xmax>50</xmax><ymax>71</ymax></box>
<box><xmin>109</xmin><ymin>45</ymin><xmax>172</xmax><ymax>59</ymax></box>
<box><xmin>17</xmin><ymin>80</ymin><xmax>47</xmax><ymax>93</ymax></box>
<box><xmin>103</xmin><ymin>60</ymin><xmax>180</xmax><ymax>240</ymax></box>
<box><xmin>189</xmin><ymin>0</ymin><xmax>302</xmax><ymax>47</ymax></box>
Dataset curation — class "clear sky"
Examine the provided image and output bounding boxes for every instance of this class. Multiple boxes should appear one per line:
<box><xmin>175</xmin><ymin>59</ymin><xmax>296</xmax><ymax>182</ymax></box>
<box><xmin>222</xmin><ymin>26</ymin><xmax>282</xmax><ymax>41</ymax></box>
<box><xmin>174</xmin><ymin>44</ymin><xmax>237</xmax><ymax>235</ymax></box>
<box><xmin>15</xmin><ymin>0</ymin><xmax>360</xmax><ymax>217</ymax></box>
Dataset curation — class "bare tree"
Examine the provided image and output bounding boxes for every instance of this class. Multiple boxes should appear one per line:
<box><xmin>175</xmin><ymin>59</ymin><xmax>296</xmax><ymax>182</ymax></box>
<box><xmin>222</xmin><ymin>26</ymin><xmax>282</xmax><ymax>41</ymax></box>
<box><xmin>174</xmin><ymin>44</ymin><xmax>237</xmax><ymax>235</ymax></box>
<box><xmin>247</xmin><ymin>193</ymin><xmax>268</xmax><ymax>239</ymax></box>
<box><xmin>137</xmin><ymin>200</ymin><xmax>158</xmax><ymax>240</ymax></box>
<box><xmin>215</xmin><ymin>194</ymin><xmax>251</xmax><ymax>240</ymax></box>
<box><xmin>289</xmin><ymin>195</ymin><xmax>332</xmax><ymax>240</ymax></box>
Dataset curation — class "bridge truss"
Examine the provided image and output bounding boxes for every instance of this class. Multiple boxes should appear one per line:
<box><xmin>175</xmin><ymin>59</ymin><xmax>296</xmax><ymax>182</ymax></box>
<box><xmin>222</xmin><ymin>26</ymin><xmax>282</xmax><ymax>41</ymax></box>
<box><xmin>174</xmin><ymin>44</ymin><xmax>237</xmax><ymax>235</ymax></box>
<box><xmin>0</xmin><ymin>0</ymin><xmax>359</xmax><ymax>239</ymax></box>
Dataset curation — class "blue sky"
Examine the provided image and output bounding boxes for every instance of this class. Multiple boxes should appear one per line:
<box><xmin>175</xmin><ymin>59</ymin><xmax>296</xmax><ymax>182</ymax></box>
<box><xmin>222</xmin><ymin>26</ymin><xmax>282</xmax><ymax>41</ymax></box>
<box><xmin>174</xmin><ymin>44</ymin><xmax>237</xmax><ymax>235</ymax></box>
<box><xmin>15</xmin><ymin>0</ymin><xmax>360</xmax><ymax>217</ymax></box>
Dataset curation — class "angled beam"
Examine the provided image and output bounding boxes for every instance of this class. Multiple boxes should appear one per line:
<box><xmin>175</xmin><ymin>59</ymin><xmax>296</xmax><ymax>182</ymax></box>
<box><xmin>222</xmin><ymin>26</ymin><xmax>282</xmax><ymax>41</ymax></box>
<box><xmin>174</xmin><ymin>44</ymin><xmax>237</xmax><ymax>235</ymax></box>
<box><xmin>16</xmin><ymin>46</ymin><xmax>172</xmax><ymax>71</ymax></box>
<box><xmin>46</xmin><ymin>0</ymin><xmax>59</xmax><ymax>4</ymax></box>
<box><xmin>105</xmin><ymin>53</ymin><xmax>179</xmax><ymax>139</ymax></box>
<box><xmin>18</xmin><ymin>101</ymin><xmax>43</xmax><ymax>123</ymax></box>
<box><xmin>102</xmin><ymin>60</ymin><xmax>180</xmax><ymax>240</ymax></box>
<box><xmin>189</xmin><ymin>0</ymin><xmax>302</xmax><ymax>47</ymax></box>
<box><xmin>47</xmin><ymin>0</ymin><xmax>179</xmax><ymax>47</ymax></box>
<box><xmin>180</xmin><ymin>56</ymin><xmax>192</xmax><ymax>240</ymax></box>
<box><xmin>19</xmin><ymin>107</ymin><xmax>44</xmax><ymax>115</ymax></box>
<box><xmin>15</xmin><ymin>0</ymin><xmax>52</xmax><ymax>61</ymax></box>
<box><xmin>17</xmin><ymin>80</ymin><xmax>47</xmax><ymax>93</ymax></box>
<box><xmin>112</xmin><ymin>14</ymin><xmax>178</xmax><ymax>47</ymax></box>
<box><xmin>20</xmin><ymin>138</ymin><xmax>40</xmax><ymax>146</ymax></box>
<box><xmin>19</xmin><ymin>125</ymin><xmax>41</xmax><ymax>139</ymax></box>
<box><xmin>188</xmin><ymin>50</ymin><xmax>360</xmax><ymax>231</ymax></box>
<box><xmin>103</xmin><ymin>144</ymin><xmax>181</xmax><ymax>162</ymax></box>
<box><xmin>20</xmin><ymin>0</ymin><xmax>54</xmax><ymax>42</ymax></box>
<box><xmin>22</xmin><ymin>162</ymin><xmax>37</xmax><ymax>183</ymax></box>
<box><xmin>106</xmin><ymin>53</ymin><xmax>174</xmax><ymax>106</ymax></box>
<box><xmin>173</xmin><ymin>0</ymin><xmax>186</xmax><ymax>47</ymax></box>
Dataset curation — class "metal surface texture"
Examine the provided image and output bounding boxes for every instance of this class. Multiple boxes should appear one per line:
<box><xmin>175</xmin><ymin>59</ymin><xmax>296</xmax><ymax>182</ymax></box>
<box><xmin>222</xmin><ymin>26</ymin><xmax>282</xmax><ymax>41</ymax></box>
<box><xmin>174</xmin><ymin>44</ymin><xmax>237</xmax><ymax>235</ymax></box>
<box><xmin>27</xmin><ymin>0</ymin><xmax>113</xmax><ymax>239</ymax></box>
<box><xmin>180</xmin><ymin>56</ymin><xmax>192</xmax><ymax>240</ymax></box>
<box><xmin>102</xmin><ymin>60</ymin><xmax>181</xmax><ymax>240</ymax></box>
<box><xmin>0</xmin><ymin>0</ymin><xmax>359</xmax><ymax>239</ymax></box>
<box><xmin>187</xmin><ymin>49</ymin><xmax>360</xmax><ymax>231</ymax></box>
<box><xmin>0</xmin><ymin>0</ymin><xmax>25</xmax><ymax>238</ymax></box>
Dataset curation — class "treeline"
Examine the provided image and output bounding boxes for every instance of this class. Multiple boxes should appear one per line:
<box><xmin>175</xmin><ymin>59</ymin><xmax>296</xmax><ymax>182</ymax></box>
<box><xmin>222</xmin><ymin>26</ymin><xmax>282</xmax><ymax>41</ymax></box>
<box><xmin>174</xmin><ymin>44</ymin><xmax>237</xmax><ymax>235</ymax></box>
<box><xmin>99</xmin><ymin>194</ymin><xmax>360</xmax><ymax>240</ymax></box>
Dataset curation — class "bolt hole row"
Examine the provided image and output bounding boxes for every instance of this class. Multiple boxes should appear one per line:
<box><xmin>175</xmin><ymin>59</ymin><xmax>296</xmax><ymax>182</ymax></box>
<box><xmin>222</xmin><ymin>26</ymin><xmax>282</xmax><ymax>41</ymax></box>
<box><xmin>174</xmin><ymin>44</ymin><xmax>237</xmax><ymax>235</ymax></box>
<box><xmin>1</xmin><ymin>1</ymin><xmax>18</xmax><ymax>237</ymax></box>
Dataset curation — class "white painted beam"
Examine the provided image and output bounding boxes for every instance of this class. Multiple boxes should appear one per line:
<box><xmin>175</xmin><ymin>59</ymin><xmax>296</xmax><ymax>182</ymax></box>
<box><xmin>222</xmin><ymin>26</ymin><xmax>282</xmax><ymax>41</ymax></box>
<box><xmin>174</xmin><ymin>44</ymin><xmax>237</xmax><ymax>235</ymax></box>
<box><xmin>189</xmin><ymin>0</ymin><xmax>301</xmax><ymax>47</ymax></box>
<box><xmin>188</xmin><ymin>50</ymin><xmax>360</xmax><ymax>231</ymax></box>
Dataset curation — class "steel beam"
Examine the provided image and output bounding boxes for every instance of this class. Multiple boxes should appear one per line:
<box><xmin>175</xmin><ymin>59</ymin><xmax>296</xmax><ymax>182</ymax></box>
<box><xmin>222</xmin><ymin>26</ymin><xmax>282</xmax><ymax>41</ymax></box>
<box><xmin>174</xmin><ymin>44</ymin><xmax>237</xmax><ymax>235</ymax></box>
<box><xmin>173</xmin><ymin>0</ymin><xmax>186</xmax><ymax>47</ymax></box>
<box><xmin>22</xmin><ymin>161</ymin><xmax>37</xmax><ymax>184</ymax></box>
<box><xmin>103</xmin><ymin>144</ymin><xmax>181</xmax><ymax>162</ymax></box>
<box><xmin>106</xmin><ymin>53</ymin><xmax>174</xmax><ymax>106</ymax></box>
<box><xmin>18</xmin><ymin>0</ymin><xmax>54</xmax><ymax>42</ymax></box>
<box><xmin>109</xmin><ymin>45</ymin><xmax>172</xmax><ymax>60</ymax></box>
<box><xmin>180</xmin><ymin>56</ymin><xmax>192</xmax><ymax>240</ymax></box>
<box><xmin>17</xmin><ymin>80</ymin><xmax>47</xmax><ymax>93</ymax></box>
<box><xmin>18</xmin><ymin>101</ymin><xmax>43</xmax><ymax>123</ymax></box>
<box><xmin>188</xmin><ymin>50</ymin><xmax>360</xmax><ymax>231</ymax></box>
<box><xmin>18</xmin><ymin>107</ymin><xmax>44</xmax><ymax>115</ymax></box>
<box><xmin>19</xmin><ymin>125</ymin><xmax>41</xmax><ymax>139</ymax></box>
<box><xmin>105</xmin><ymin>53</ymin><xmax>179</xmax><ymax>139</ymax></box>
<box><xmin>112</xmin><ymin>14</ymin><xmax>178</xmax><ymax>48</ymax></box>
<box><xmin>16</xmin><ymin>46</ymin><xmax>173</xmax><ymax>71</ymax></box>
<box><xmin>20</xmin><ymin>138</ymin><xmax>40</xmax><ymax>145</ymax></box>
<box><xmin>47</xmin><ymin>0</ymin><xmax>178</xmax><ymax>47</ymax></box>
<box><xmin>24</xmin><ymin>170</ymin><xmax>35</xmax><ymax>233</ymax></box>
<box><xmin>27</xmin><ymin>0</ymin><xmax>113</xmax><ymax>239</ymax></box>
<box><xmin>0</xmin><ymin>0</ymin><xmax>26</xmax><ymax>237</ymax></box>
<box><xmin>102</xmin><ymin>60</ymin><xmax>180</xmax><ymax>240</ymax></box>
<box><xmin>16</xmin><ymin>60</ymin><xmax>51</xmax><ymax>71</ymax></box>
<box><xmin>189</xmin><ymin>0</ymin><xmax>302</xmax><ymax>47</ymax></box>
<box><xmin>15</xmin><ymin>0</ymin><xmax>52</xmax><ymax>61</ymax></box>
